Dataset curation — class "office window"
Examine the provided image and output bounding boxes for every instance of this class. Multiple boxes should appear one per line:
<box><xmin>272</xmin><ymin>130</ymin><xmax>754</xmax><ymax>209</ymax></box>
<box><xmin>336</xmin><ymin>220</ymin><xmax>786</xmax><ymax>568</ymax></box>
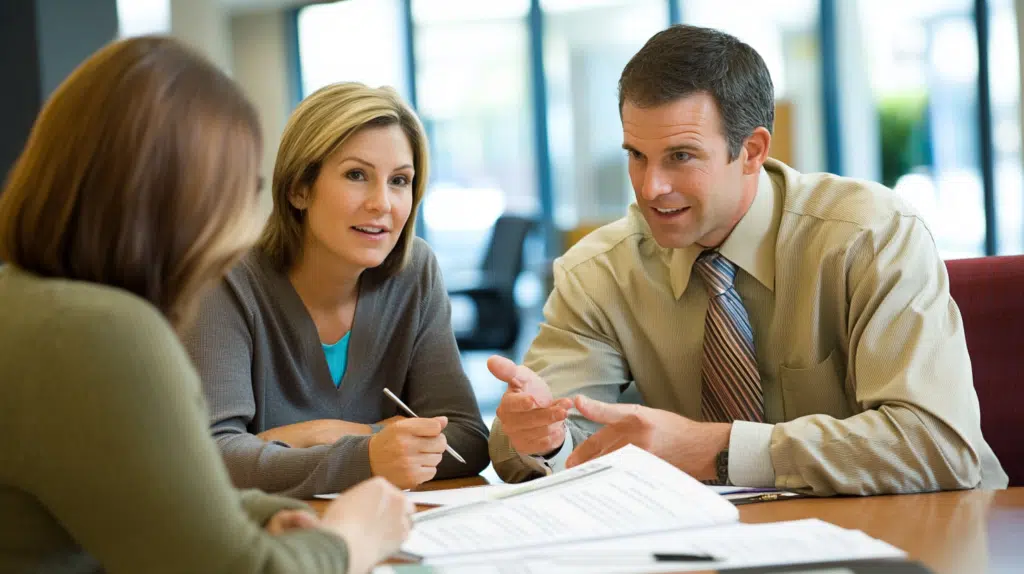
<box><xmin>990</xmin><ymin>0</ymin><xmax>1023</xmax><ymax>254</ymax></box>
<box><xmin>411</xmin><ymin>0</ymin><xmax>538</xmax><ymax>274</ymax></box>
<box><xmin>296</xmin><ymin>0</ymin><xmax>408</xmax><ymax>98</ymax></box>
<box><xmin>679</xmin><ymin>0</ymin><xmax>824</xmax><ymax>174</ymax></box>
<box><xmin>851</xmin><ymin>0</ymin><xmax>984</xmax><ymax>258</ymax></box>
<box><xmin>116</xmin><ymin>0</ymin><xmax>169</xmax><ymax>37</ymax></box>
<box><xmin>543</xmin><ymin>0</ymin><xmax>666</xmax><ymax>231</ymax></box>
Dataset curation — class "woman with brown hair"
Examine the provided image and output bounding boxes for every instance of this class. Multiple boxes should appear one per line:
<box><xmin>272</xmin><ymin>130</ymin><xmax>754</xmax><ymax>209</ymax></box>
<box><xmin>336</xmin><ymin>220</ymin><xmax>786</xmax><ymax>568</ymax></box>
<box><xmin>183</xmin><ymin>83</ymin><xmax>489</xmax><ymax>499</ymax></box>
<box><xmin>0</xmin><ymin>37</ymin><xmax>412</xmax><ymax>574</ymax></box>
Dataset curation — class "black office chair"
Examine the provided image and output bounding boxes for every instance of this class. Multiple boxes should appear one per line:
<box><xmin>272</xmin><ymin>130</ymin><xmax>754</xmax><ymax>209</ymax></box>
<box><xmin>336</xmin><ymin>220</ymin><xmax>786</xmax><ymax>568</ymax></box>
<box><xmin>447</xmin><ymin>215</ymin><xmax>535</xmax><ymax>353</ymax></box>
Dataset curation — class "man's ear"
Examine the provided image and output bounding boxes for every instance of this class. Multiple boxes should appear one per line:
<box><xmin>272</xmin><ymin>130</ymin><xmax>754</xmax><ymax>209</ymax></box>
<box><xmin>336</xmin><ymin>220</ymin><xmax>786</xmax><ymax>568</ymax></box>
<box><xmin>288</xmin><ymin>186</ymin><xmax>310</xmax><ymax>210</ymax></box>
<box><xmin>741</xmin><ymin>127</ymin><xmax>772</xmax><ymax>175</ymax></box>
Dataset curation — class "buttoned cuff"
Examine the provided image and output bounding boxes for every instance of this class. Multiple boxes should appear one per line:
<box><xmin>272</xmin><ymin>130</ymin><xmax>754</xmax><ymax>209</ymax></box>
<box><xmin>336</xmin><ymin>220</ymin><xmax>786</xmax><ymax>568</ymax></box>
<box><xmin>517</xmin><ymin>424</ymin><xmax>574</xmax><ymax>475</ymax></box>
<box><xmin>728</xmin><ymin>421</ymin><xmax>776</xmax><ymax>487</ymax></box>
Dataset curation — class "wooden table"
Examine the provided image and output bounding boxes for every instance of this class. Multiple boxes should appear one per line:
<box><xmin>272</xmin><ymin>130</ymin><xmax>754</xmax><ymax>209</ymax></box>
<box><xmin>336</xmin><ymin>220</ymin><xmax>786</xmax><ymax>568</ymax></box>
<box><xmin>309</xmin><ymin>483</ymin><xmax>1024</xmax><ymax>573</ymax></box>
<box><xmin>738</xmin><ymin>488</ymin><xmax>1024</xmax><ymax>574</ymax></box>
<box><xmin>304</xmin><ymin>476</ymin><xmax>488</xmax><ymax>516</ymax></box>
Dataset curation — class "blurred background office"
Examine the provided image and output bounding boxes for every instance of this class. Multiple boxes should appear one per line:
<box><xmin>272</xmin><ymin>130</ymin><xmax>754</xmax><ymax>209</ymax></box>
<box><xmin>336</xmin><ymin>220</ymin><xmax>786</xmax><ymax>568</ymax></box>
<box><xmin>3</xmin><ymin>0</ymin><xmax>1022</xmax><ymax>428</ymax></box>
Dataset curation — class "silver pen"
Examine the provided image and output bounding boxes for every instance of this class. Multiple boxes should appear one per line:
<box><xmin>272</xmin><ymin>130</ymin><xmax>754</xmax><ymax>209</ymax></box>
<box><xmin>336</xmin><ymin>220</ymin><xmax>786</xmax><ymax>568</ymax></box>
<box><xmin>382</xmin><ymin>388</ymin><xmax>466</xmax><ymax>464</ymax></box>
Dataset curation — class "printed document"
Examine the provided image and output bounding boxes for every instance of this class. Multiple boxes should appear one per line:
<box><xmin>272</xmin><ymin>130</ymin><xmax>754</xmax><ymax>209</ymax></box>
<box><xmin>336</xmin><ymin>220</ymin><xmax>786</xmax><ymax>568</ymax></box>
<box><xmin>401</xmin><ymin>445</ymin><xmax>739</xmax><ymax>559</ymax></box>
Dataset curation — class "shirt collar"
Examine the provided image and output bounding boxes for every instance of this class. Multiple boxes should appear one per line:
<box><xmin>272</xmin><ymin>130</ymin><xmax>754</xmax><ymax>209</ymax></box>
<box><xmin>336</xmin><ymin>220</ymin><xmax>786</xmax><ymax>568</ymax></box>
<box><xmin>667</xmin><ymin>168</ymin><xmax>779</xmax><ymax>299</ymax></box>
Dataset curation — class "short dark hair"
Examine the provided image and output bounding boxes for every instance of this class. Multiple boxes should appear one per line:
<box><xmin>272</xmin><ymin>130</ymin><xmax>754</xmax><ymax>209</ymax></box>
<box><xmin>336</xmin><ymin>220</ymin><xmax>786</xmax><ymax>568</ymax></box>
<box><xmin>618</xmin><ymin>25</ymin><xmax>775</xmax><ymax>160</ymax></box>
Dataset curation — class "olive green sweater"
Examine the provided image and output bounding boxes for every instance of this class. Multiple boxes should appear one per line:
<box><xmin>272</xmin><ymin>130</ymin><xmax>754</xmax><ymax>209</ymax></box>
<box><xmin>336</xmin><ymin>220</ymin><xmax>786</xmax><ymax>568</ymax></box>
<box><xmin>0</xmin><ymin>266</ymin><xmax>351</xmax><ymax>574</ymax></box>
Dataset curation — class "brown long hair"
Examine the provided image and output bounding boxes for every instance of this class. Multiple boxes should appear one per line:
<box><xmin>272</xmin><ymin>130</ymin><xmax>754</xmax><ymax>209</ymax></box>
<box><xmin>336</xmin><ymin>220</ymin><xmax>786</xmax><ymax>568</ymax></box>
<box><xmin>258</xmin><ymin>82</ymin><xmax>429</xmax><ymax>277</ymax></box>
<box><xmin>0</xmin><ymin>36</ymin><xmax>263</xmax><ymax>331</ymax></box>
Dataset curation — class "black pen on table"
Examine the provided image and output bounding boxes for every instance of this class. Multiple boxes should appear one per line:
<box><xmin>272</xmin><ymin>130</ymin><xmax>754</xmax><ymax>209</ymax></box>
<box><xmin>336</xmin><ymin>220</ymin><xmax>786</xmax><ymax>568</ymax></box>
<box><xmin>552</xmin><ymin>552</ymin><xmax>717</xmax><ymax>563</ymax></box>
<box><xmin>382</xmin><ymin>388</ymin><xmax>466</xmax><ymax>464</ymax></box>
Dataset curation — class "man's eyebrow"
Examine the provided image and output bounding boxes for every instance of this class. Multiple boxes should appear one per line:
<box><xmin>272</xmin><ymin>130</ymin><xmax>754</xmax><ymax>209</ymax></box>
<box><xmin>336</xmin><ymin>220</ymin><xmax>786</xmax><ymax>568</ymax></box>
<box><xmin>664</xmin><ymin>144</ymin><xmax>703</xmax><ymax>154</ymax></box>
<box><xmin>621</xmin><ymin>143</ymin><xmax>703</xmax><ymax>155</ymax></box>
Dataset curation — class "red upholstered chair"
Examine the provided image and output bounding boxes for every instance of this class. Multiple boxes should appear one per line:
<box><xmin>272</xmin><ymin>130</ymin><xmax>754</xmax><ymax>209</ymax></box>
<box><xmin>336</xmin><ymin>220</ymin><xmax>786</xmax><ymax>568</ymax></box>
<box><xmin>945</xmin><ymin>255</ymin><xmax>1024</xmax><ymax>486</ymax></box>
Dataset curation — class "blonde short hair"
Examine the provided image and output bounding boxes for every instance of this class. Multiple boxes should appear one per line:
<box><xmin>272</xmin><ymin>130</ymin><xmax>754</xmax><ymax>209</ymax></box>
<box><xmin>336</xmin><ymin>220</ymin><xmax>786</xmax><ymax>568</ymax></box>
<box><xmin>258</xmin><ymin>82</ymin><xmax>429</xmax><ymax>277</ymax></box>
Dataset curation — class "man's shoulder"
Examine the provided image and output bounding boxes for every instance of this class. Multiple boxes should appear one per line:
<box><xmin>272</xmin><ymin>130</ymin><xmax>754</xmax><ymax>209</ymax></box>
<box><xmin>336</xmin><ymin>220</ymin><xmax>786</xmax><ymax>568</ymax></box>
<box><xmin>556</xmin><ymin>207</ymin><xmax>650</xmax><ymax>274</ymax></box>
<box><xmin>770</xmin><ymin>159</ymin><xmax>924</xmax><ymax>233</ymax></box>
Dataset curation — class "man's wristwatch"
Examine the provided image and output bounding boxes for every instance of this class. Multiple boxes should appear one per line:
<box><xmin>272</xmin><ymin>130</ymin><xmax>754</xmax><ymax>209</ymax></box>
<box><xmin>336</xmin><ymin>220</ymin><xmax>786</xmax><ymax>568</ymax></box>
<box><xmin>715</xmin><ymin>448</ymin><xmax>731</xmax><ymax>486</ymax></box>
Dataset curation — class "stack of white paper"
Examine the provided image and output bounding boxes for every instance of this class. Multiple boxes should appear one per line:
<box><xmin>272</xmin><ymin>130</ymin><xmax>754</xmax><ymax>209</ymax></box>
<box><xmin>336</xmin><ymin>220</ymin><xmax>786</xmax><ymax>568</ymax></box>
<box><xmin>376</xmin><ymin>445</ymin><xmax>907</xmax><ymax>574</ymax></box>
<box><xmin>401</xmin><ymin>445</ymin><xmax>739</xmax><ymax>559</ymax></box>
<box><xmin>375</xmin><ymin>518</ymin><xmax>906</xmax><ymax>573</ymax></box>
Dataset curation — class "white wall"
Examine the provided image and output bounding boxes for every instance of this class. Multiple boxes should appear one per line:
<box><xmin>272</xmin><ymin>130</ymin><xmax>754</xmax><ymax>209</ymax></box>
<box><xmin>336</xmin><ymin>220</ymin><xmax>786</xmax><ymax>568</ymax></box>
<box><xmin>170</xmin><ymin>0</ymin><xmax>232</xmax><ymax>72</ymax></box>
<box><xmin>168</xmin><ymin>0</ymin><xmax>293</xmax><ymax>216</ymax></box>
<box><xmin>230</xmin><ymin>9</ymin><xmax>293</xmax><ymax>215</ymax></box>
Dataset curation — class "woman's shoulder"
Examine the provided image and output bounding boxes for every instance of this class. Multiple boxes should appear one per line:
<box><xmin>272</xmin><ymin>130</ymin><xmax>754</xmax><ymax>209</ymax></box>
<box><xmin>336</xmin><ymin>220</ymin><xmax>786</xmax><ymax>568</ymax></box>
<box><xmin>224</xmin><ymin>248</ymin><xmax>276</xmax><ymax>291</ymax></box>
<box><xmin>389</xmin><ymin>237</ymin><xmax>440</xmax><ymax>286</ymax></box>
<box><xmin>58</xmin><ymin>285</ymin><xmax>179</xmax><ymax>355</ymax></box>
<box><xmin>1</xmin><ymin>268</ymin><xmax>186</xmax><ymax>380</ymax></box>
<box><xmin>210</xmin><ymin>248</ymin><xmax>287</xmax><ymax>312</ymax></box>
<box><xmin>4</xmin><ymin>267</ymin><xmax>170</xmax><ymax>334</ymax></box>
<box><xmin>364</xmin><ymin>238</ymin><xmax>442</xmax><ymax>305</ymax></box>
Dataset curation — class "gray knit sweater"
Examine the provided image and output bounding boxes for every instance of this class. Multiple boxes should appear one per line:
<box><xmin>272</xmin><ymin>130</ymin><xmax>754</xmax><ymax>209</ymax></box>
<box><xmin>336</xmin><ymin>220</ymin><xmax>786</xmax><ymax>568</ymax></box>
<box><xmin>183</xmin><ymin>239</ymin><xmax>490</xmax><ymax>498</ymax></box>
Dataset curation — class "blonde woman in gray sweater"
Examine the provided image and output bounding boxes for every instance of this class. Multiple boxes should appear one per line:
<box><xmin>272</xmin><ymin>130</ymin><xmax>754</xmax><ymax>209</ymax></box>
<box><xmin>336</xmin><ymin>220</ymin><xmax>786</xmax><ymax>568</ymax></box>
<box><xmin>184</xmin><ymin>83</ymin><xmax>490</xmax><ymax>499</ymax></box>
<box><xmin>0</xmin><ymin>36</ymin><xmax>412</xmax><ymax>574</ymax></box>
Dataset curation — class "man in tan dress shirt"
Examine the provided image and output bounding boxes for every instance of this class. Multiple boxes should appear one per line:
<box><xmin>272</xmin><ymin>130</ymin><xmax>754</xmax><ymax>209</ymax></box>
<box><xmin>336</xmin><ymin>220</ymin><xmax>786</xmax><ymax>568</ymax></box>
<box><xmin>488</xmin><ymin>25</ymin><xmax>1008</xmax><ymax>495</ymax></box>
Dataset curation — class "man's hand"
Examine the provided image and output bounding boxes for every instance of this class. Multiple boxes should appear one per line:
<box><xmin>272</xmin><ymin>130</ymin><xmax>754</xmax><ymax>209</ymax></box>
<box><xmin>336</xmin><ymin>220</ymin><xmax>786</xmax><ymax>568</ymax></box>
<box><xmin>565</xmin><ymin>395</ymin><xmax>731</xmax><ymax>481</ymax></box>
<box><xmin>368</xmin><ymin>417</ymin><xmax>448</xmax><ymax>489</ymax></box>
<box><xmin>490</xmin><ymin>355</ymin><xmax>574</xmax><ymax>456</ymax></box>
<box><xmin>264</xmin><ymin>509</ymin><xmax>320</xmax><ymax>535</ymax></box>
<box><xmin>257</xmin><ymin>419</ymin><xmax>373</xmax><ymax>448</ymax></box>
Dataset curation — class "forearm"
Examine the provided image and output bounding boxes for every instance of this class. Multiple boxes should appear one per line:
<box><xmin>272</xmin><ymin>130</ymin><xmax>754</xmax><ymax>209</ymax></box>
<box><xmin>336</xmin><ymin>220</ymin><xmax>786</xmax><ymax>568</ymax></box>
<box><xmin>238</xmin><ymin>528</ymin><xmax>351</xmax><ymax>574</ymax></box>
<box><xmin>770</xmin><ymin>404</ymin><xmax>981</xmax><ymax>496</ymax></box>
<box><xmin>257</xmin><ymin>420</ymin><xmax>372</xmax><ymax>449</ymax></box>
<box><xmin>238</xmin><ymin>489</ymin><xmax>313</xmax><ymax>526</ymax></box>
<box><xmin>216</xmin><ymin>433</ymin><xmax>374</xmax><ymax>498</ymax></box>
<box><xmin>433</xmin><ymin>413</ymin><xmax>490</xmax><ymax>479</ymax></box>
<box><xmin>488</xmin><ymin>418</ymin><xmax>549</xmax><ymax>483</ymax></box>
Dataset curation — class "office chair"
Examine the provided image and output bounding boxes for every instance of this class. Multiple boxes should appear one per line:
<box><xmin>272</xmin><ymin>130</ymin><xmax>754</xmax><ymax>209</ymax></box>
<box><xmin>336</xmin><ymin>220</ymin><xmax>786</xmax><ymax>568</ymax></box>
<box><xmin>447</xmin><ymin>215</ymin><xmax>535</xmax><ymax>353</ymax></box>
<box><xmin>946</xmin><ymin>255</ymin><xmax>1024</xmax><ymax>486</ymax></box>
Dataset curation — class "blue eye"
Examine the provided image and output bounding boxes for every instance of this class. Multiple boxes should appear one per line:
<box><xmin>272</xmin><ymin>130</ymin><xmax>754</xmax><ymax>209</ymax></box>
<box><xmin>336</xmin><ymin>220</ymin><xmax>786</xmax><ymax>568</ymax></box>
<box><xmin>345</xmin><ymin>170</ymin><xmax>367</xmax><ymax>181</ymax></box>
<box><xmin>673</xmin><ymin>151</ymin><xmax>692</xmax><ymax>162</ymax></box>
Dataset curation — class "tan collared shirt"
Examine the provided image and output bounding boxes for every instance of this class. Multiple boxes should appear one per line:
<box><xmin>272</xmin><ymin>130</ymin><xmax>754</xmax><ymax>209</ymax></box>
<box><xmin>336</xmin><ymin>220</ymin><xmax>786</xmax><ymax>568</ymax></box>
<box><xmin>490</xmin><ymin>158</ymin><xmax>1008</xmax><ymax>495</ymax></box>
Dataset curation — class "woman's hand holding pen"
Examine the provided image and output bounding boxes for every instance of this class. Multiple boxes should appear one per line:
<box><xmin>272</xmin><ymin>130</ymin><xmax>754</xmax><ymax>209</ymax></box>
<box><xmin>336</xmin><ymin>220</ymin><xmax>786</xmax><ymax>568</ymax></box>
<box><xmin>369</xmin><ymin>416</ymin><xmax>449</xmax><ymax>489</ymax></box>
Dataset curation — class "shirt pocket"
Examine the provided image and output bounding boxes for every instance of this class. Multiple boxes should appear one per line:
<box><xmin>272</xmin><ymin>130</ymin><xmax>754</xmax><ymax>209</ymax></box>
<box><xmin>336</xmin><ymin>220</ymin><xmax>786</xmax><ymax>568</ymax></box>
<box><xmin>779</xmin><ymin>348</ymin><xmax>852</xmax><ymax>421</ymax></box>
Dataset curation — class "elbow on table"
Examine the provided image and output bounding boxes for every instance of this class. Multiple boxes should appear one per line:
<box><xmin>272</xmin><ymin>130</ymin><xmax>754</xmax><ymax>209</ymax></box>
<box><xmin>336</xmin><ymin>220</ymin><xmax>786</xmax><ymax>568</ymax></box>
<box><xmin>452</xmin><ymin>431</ymin><xmax>491</xmax><ymax>477</ymax></box>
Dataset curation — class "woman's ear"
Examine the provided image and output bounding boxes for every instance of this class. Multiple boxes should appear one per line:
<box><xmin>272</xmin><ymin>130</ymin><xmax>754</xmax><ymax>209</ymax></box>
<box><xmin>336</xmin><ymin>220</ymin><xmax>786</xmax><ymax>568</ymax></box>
<box><xmin>288</xmin><ymin>186</ymin><xmax>309</xmax><ymax>210</ymax></box>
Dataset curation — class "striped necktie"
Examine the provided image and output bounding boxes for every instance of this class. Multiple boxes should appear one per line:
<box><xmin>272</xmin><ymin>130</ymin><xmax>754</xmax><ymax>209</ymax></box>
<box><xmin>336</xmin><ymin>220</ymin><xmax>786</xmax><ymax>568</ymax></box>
<box><xmin>693</xmin><ymin>251</ymin><xmax>764</xmax><ymax>423</ymax></box>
